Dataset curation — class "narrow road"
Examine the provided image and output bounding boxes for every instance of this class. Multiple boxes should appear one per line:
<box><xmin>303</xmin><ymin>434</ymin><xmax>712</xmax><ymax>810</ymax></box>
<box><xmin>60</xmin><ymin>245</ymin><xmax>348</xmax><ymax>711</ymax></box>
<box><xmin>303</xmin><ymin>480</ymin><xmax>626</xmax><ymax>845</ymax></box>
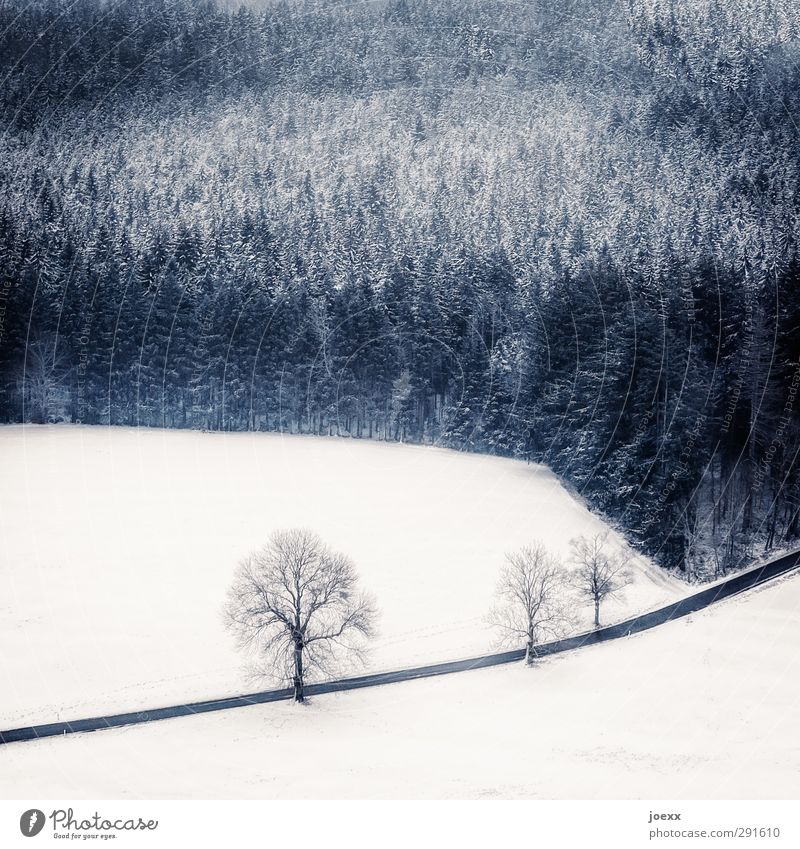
<box><xmin>2</xmin><ymin>549</ymin><xmax>798</xmax><ymax>745</ymax></box>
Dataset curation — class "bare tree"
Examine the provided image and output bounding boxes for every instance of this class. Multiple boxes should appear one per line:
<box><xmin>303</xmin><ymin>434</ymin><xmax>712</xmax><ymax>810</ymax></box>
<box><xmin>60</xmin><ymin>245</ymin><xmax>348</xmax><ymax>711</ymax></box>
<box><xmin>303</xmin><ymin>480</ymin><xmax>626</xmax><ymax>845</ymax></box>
<box><xmin>19</xmin><ymin>332</ymin><xmax>68</xmax><ymax>423</ymax></box>
<box><xmin>569</xmin><ymin>533</ymin><xmax>632</xmax><ymax>627</ymax></box>
<box><xmin>225</xmin><ymin>528</ymin><xmax>377</xmax><ymax>702</ymax></box>
<box><xmin>488</xmin><ymin>543</ymin><xmax>573</xmax><ymax>665</ymax></box>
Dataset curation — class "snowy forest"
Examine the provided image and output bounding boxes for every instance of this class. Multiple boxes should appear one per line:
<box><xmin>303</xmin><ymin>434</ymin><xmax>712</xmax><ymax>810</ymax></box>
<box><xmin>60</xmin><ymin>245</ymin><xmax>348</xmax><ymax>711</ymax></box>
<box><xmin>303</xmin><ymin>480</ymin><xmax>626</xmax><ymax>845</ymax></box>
<box><xmin>1</xmin><ymin>0</ymin><xmax>799</xmax><ymax>575</ymax></box>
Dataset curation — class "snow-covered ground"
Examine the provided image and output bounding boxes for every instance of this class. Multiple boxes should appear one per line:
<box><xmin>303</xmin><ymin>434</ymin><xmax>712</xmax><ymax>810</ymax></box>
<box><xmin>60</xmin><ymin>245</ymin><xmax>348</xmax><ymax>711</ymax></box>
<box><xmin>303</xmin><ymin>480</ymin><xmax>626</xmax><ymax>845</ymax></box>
<box><xmin>0</xmin><ymin>425</ymin><xmax>683</xmax><ymax>727</ymax></box>
<box><xmin>2</xmin><ymin>570</ymin><xmax>798</xmax><ymax>799</ymax></box>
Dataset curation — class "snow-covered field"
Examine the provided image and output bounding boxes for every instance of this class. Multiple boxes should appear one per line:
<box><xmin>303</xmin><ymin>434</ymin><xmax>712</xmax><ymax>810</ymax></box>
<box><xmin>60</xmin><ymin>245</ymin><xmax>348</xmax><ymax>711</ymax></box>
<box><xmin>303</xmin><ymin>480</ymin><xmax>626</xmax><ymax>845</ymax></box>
<box><xmin>2</xmin><ymin>570</ymin><xmax>798</xmax><ymax>800</ymax></box>
<box><xmin>0</xmin><ymin>425</ymin><xmax>683</xmax><ymax>728</ymax></box>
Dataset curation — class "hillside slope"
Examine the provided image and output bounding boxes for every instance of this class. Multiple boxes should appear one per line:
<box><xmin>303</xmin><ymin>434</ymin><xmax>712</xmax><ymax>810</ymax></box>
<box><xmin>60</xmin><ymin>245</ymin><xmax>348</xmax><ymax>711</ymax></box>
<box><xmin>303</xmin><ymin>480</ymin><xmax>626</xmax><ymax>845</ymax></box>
<box><xmin>0</xmin><ymin>425</ymin><xmax>683</xmax><ymax>728</ymax></box>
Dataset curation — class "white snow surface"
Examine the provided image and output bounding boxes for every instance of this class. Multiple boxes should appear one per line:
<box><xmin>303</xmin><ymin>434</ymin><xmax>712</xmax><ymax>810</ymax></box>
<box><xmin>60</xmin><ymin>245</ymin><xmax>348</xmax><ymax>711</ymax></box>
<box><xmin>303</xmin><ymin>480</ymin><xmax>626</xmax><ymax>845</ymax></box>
<box><xmin>2</xmin><ymin>571</ymin><xmax>798</xmax><ymax>799</ymax></box>
<box><xmin>0</xmin><ymin>425</ymin><xmax>684</xmax><ymax>727</ymax></box>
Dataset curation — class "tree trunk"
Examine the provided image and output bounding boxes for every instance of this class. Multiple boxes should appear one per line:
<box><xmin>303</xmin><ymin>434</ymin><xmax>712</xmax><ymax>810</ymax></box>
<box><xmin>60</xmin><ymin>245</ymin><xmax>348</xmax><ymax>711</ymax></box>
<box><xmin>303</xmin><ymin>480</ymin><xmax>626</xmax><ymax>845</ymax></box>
<box><xmin>293</xmin><ymin>640</ymin><xmax>305</xmax><ymax>703</ymax></box>
<box><xmin>594</xmin><ymin>598</ymin><xmax>600</xmax><ymax>627</ymax></box>
<box><xmin>765</xmin><ymin>491</ymin><xmax>777</xmax><ymax>551</ymax></box>
<box><xmin>525</xmin><ymin>639</ymin><xmax>534</xmax><ymax>665</ymax></box>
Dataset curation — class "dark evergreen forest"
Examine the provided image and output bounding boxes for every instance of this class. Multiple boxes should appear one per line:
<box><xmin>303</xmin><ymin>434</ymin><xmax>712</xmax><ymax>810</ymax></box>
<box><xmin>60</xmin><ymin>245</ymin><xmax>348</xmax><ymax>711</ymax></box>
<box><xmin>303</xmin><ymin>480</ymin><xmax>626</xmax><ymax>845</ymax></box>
<box><xmin>1</xmin><ymin>0</ymin><xmax>799</xmax><ymax>575</ymax></box>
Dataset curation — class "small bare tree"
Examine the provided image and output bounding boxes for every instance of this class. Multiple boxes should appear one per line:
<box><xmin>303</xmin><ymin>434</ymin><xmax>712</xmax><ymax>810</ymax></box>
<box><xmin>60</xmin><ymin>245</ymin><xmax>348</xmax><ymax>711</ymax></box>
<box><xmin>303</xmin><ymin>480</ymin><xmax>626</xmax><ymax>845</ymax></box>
<box><xmin>569</xmin><ymin>533</ymin><xmax>632</xmax><ymax>627</ymax></box>
<box><xmin>19</xmin><ymin>332</ymin><xmax>68</xmax><ymax>423</ymax></box>
<box><xmin>225</xmin><ymin>528</ymin><xmax>377</xmax><ymax>702</ymax></box>
<box><xmin>488</xmin><ymin>543</ymin><xmax>573</xmax><ymax>665</ymax></box>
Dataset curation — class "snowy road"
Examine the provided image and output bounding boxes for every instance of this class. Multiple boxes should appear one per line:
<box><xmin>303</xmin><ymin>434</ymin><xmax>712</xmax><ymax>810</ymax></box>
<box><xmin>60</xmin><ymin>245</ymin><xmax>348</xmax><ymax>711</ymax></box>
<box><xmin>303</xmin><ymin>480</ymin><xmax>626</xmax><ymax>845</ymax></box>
<box><xmin>2</xmin><ymin>547</ymin><xmax>798</xmax><ymax>746</ymax></box>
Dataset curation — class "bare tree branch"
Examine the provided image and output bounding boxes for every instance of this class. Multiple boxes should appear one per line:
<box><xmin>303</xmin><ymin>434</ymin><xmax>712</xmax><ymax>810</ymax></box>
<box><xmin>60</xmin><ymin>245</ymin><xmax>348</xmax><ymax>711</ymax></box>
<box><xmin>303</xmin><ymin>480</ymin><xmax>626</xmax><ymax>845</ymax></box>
<box><xmin>568</xmin><ymin>533</ymin><xmax>632</xmax><ymax>627</ymax></box>
<box><xmin>487</xmin><ymin>542</ymin><xmax>574</xmax><ymax>664</ymax></box>
<box><xmin>224</xmin><ymin>528</ymin><xmax>378</xmax><ymax>702</ymax></box>
<box><xmin>18</xmin><ymin>332</ymin><xmax>68</xmax><ymax>424</ymax></box>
